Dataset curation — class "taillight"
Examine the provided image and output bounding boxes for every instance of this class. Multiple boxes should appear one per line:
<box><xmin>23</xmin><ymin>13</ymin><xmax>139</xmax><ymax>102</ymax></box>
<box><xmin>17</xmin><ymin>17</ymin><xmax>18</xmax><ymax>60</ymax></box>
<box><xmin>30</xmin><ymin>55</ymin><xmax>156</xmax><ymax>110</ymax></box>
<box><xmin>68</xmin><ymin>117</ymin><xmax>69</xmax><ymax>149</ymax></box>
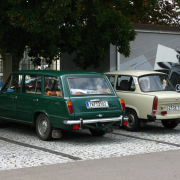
<box><xmin>152</xmin><ymin>97</ymin><xmax>158</xmax><ymax>114</ymax></box>
<box><xmin>161</xmin><ymin>111</ymin><xmax>167</xmax><ymax>115</ymax></box>
<box><xmin>66</xmin><ymin>101</ymin><xmax>73</xmax><ymax>114</ymax></box>
<box><xmin>73</xmin><ymin>125</ymin><xmax>80</xmax><ymax>130</ymax></box>
<box><xmin>123</xmin><ymin>121</ymin><xmax>128</xmax><ymax>126</ymax></box>
<box><xmin>120</xmin><ymin>99</ymin><xmax>126</xmax><ymax>111</ymax></box>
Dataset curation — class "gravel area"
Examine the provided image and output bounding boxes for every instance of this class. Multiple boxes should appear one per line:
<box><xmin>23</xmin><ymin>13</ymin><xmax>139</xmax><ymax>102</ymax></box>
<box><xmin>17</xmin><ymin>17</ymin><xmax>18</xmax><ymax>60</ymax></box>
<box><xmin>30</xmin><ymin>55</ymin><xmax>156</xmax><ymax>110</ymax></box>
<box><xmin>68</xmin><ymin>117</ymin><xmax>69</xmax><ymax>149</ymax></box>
<box><xmin>0</xmin><ymin>121</ymin><xmax>180</xmax><ymax>171</ymax></box>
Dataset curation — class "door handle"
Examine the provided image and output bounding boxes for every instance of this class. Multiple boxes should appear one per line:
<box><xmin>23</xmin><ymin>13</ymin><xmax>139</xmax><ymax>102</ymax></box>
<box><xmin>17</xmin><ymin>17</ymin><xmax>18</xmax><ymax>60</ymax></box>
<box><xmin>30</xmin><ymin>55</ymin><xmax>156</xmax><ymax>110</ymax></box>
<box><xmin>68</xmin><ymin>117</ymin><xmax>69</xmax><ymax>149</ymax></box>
<box><xmin>13</xmin><ymin>96</ymin><xmax>17</xmax><ymax>99</ymax></box>
<box><xmin>33</xmin><ymin>99</ymin><xmax>38</xmax><ymax>102</ymax></box>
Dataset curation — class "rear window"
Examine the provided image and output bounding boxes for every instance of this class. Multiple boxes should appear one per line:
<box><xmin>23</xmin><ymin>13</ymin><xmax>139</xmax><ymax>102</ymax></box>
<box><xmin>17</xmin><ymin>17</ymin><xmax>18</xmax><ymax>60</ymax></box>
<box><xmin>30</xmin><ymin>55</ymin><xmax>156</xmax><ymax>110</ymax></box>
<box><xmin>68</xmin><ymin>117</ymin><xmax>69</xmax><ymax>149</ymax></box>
<box><xmin>67</xmin><ymin>77</ymin><xmax>113</xmax><ymax>95</ymax></box>
<box><xmin>139</xmin><ymin>74</ymin><xmax>175</xmax><ymax>92</ymax></box>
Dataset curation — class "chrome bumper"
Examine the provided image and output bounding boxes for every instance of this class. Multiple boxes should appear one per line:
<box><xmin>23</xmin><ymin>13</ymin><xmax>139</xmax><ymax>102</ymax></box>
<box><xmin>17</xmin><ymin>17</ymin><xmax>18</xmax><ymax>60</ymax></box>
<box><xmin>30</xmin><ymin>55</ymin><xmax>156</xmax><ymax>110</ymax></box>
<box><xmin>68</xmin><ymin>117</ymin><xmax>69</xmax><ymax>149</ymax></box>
<box><xmin>63</xmin><ymin>115</ymin><xmax>129</xmax><ymax>126</ymax></box>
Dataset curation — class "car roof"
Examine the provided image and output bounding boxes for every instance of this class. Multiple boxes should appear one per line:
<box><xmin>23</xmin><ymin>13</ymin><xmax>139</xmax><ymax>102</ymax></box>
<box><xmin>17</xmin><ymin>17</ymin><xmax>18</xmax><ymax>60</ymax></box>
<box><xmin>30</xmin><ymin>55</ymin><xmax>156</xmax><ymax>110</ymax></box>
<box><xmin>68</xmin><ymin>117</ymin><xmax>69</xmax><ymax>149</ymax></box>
<box><xmin>105</xmin><ymin>70</ymin><xmax>167</xmax><ymax>77</ymax></box>
<box><xmin>12</xmin><ymin>70</ymin><xmax>104</xmax><ymax>76</ymax></box>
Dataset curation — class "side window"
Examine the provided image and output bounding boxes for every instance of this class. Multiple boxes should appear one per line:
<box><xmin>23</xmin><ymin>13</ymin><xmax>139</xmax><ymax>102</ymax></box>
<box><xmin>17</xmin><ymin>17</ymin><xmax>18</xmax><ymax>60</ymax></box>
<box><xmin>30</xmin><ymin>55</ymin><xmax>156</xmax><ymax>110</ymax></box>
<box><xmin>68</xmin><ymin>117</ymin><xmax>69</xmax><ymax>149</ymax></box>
<box><xmin>2</xmin><ymin>74</ymin><xmax>22</xmax><ymax>92</ymax></box>
<box><xmin>139</xmin><ymin>77</ymin><xmax>150</xmax><ymax>92</ymax></box>
<box><xmin>107</xmin><ymin>76</ymin><xmax>115</xmax><ymax>88</ymax></box>
<box><xmin>22</xmin><ymin>75</ymin><xmax>41</xmax><ymax>94</ymax></box>
<box><xmin>44</xmin><ymin>76</ymin><xmax>61</xmax><ymax>97</ymax></box>
<box><xmin>116</xmin><ymin>75</ymin><xmax>135</xmax><ymax>91</ymax></box>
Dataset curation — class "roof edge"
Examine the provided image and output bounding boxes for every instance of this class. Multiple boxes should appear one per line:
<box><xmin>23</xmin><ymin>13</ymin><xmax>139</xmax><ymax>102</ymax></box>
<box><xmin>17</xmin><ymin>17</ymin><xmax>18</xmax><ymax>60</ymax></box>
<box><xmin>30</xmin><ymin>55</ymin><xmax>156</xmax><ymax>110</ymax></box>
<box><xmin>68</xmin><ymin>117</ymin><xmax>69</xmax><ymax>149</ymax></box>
<box><xmin>131</xmin><ymin>23</ymin><xmax>180</xmax><ymax>34</ymax></box>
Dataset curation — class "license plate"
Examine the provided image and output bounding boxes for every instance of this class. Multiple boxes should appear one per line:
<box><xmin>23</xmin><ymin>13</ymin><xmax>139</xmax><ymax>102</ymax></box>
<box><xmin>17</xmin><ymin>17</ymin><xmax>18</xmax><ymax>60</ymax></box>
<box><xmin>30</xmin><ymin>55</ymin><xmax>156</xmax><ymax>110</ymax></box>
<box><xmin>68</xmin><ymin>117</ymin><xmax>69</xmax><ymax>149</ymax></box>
<box><xmin>168</xmin><ymin>105</ymin><xmax>180</xmax><ymax>111</ymax></box>
<box><xmin>86</xmin><ymin>101</ymin><xmax>109</xmax><ymax>109</ymax></box>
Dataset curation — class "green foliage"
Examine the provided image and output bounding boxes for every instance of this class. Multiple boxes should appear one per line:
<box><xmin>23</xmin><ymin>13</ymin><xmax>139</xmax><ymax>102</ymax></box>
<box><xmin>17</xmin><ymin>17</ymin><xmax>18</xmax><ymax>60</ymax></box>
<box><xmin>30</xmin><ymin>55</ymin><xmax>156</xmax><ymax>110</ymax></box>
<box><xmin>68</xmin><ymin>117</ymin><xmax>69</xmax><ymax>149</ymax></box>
<box><xmin>31</xmin><ymin>57</ymin><xmax>41</xmax><ymax>66</ymax></box>
<box><xmin>1</xmin><ymin>0</ymin><xmax>157</xmax><ymax>69</ymax></box>
<box><xmin>132</xmin><ymin>0</ymin><xmax>180</xmax><ymax>26</ymax></box>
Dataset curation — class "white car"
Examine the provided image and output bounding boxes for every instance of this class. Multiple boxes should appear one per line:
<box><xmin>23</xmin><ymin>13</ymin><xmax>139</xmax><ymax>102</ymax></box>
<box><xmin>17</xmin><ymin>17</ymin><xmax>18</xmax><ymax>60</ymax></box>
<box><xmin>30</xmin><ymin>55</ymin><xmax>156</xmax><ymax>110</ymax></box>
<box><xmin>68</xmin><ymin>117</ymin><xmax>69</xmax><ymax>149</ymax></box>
<box><xmin>105</xmin><ymin>70</ymin><xmax>180</xmax><ymax>131</ymax></box>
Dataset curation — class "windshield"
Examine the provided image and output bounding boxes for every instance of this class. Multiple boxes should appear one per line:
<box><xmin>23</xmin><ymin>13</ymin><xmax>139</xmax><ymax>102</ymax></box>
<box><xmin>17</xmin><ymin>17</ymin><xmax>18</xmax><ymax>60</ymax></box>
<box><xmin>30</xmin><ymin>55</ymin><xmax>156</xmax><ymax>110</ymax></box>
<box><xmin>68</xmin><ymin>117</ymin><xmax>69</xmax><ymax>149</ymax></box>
<box><xmin>139</xmin><ymin>74</ymin><xmax>175</xmax><ymax>92</ymax></box>
<box><xmin>68</xmin><ymin>77</ymin><xmax>113</xmax><ymax>95</ymax></box>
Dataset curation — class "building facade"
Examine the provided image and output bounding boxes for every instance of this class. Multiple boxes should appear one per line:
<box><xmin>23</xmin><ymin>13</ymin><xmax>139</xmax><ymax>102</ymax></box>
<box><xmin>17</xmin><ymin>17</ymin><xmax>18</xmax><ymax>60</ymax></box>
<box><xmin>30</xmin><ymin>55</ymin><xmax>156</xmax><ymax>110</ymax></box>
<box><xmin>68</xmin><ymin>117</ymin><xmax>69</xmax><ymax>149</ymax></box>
<box><xmin>1</xmin><ymin>50</ymin><xmax>60</xmax><ymax>84</ymax></box>
<box><xmin>60</xmin><ymin>24</ymin><xmax>180</xmax><ymax>73</ymax></box>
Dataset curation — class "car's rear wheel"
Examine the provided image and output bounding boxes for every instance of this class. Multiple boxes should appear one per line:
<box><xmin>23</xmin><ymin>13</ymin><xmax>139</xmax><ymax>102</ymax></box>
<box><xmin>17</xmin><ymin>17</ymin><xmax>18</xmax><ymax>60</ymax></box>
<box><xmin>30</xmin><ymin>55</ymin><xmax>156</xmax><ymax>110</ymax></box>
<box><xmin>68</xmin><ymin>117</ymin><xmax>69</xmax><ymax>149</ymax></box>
<box><xmin>36</xmin><ymin>114</ymin><xmax>52</xmax><ymax>141</ymax></box>
<box><xmin>89</xmin><ymin>128</ymin><xmax>106</xmax><ymax>136</ymax></box>
<box><xmin>125</xmin><ymin>109</ymin><xmax>140</xmax><ymax>131</ymax></box>
<box><xmin>161</xmin><ymin>120</ymin><xmax>178</xmax><ymax>129</ymax></box>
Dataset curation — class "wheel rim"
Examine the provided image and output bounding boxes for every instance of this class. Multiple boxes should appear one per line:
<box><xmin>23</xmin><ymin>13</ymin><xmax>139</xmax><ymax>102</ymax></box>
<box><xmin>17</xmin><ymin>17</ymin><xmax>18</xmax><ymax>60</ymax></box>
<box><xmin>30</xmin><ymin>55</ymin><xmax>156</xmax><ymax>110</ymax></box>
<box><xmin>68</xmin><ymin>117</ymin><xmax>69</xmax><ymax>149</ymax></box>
<box><xmin>38</xmin><ymin>119</ymin><xmax>48</xmax><ymax>135</ymax></box>
<box><xmin>127</xmin><ymin>113</ymin><xmax>135</xmax><ymax>127</ymax></box>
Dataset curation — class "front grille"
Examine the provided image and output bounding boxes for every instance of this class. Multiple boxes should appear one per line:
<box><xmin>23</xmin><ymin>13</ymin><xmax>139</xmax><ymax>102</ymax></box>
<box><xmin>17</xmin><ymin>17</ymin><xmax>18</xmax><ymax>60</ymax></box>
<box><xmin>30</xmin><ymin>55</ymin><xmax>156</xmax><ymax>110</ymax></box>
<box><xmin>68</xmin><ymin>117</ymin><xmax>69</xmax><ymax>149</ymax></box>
<box><xmin>170</xmin><ymin>72</ymin><xmax>180</xmax><ymax>87</ymax></box>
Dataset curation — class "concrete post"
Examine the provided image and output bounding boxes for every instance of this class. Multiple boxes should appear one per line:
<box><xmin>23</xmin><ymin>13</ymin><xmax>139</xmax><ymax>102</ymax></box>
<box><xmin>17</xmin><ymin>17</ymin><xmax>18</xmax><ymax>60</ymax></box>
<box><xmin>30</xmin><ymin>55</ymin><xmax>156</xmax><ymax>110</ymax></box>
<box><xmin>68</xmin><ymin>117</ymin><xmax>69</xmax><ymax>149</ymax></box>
<box><xmin>3</xmin><ymin>53</ymin><xmax>12</xmax><ymax>83</ymax></box>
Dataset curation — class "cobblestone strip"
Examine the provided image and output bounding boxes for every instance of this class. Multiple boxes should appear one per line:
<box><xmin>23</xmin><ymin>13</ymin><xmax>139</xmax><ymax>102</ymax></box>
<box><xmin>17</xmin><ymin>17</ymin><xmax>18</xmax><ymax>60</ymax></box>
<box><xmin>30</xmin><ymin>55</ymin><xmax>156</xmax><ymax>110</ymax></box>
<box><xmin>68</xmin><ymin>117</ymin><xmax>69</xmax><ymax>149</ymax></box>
<box><xmin>112</xmin><ymin>132</ymin><xmax>180</xmax><ymax>147</ymax></box>
<box><xmin>0</xmin><ymin>137</ymin><xmax>81</xmax><ymax>160</ymax></box>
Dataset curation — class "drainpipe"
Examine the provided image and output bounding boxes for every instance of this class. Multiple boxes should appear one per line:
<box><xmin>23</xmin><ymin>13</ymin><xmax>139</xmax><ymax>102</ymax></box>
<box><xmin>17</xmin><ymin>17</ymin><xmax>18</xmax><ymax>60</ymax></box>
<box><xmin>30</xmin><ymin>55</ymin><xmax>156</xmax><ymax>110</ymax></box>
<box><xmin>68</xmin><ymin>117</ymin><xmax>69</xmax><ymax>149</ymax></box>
<box><xmin>117</xmin><ymin>47</ymin><xmax>120</xmax><ymax>71</ymax></box>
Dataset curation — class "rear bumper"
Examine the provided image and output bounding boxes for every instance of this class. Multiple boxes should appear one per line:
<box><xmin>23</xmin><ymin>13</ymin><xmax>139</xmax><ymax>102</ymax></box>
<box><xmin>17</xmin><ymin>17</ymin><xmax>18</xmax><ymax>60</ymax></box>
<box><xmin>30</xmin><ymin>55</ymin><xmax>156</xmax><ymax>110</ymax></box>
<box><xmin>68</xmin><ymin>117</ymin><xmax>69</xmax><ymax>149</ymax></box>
<box><xmin>147</xmin><ymin>115</ymin><xmax>156</xmax><ymax>121</ymax></box>
<box><xmin>63</xmin><ymin>115</ymin><xmax>129</xmax><ymax>126</ymax></box>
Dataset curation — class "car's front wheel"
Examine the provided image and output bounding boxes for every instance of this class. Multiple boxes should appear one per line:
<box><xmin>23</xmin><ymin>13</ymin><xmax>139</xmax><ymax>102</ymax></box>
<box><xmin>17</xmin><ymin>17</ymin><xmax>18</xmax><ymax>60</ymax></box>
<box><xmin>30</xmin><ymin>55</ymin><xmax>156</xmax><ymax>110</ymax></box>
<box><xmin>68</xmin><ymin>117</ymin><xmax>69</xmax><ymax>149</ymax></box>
<box><xmin>36</xmin><ymin>114</ymin><xmax>52</xmax><ymax>141</ymax></box>
<box><xmin>89</xmin><ymin>128</ymin><xmax>106</xmax><ymax>136</ymax></box>
<box><xmin>125</xmin><ymin>109</ymin><xmax>140</xmax><ymax>131</ymax></box>
<box><xmin>161</xmin><ymin>120</ymin><xmax>178</xmax><ymax>129</ymax></box>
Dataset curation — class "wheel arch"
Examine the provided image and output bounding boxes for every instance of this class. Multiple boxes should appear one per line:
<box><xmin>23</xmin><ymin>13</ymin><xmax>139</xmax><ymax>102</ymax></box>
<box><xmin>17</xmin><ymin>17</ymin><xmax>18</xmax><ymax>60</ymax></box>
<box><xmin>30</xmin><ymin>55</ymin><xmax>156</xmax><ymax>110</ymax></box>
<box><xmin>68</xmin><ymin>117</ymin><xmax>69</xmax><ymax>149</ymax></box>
<box><xmin>32</xmin><ymin>110</ymin><xmax>50</xmax><ymax>126</ymax></box>
<box><xmin>126</xmin><ymin>107</ymin><xmax>139</xmax><ymax>118</ymax></box>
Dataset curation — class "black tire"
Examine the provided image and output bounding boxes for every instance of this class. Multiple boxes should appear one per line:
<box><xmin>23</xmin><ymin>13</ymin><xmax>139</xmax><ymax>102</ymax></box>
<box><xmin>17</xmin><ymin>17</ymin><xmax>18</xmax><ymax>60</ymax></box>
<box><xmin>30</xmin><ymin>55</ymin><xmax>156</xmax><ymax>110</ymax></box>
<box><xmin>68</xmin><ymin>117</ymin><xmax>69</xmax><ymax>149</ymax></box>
<box><xmin>161</xmin><ymin>120</ymin><xmax>178</xmax><ymax>129</ymax></box>
<box><xmin>125</xmin><ymin>109</ymin><xmax>140</xmax><ymax>131</ymax></box>
<box><xmin>36</xmin><ymin>114</ymin><xmax>52</xmax><ymax>141</ymax></box>
<box><xmin>89</xmin><ymin>128</ymin><xmax>106</xmax><ymax>136</ymax></box>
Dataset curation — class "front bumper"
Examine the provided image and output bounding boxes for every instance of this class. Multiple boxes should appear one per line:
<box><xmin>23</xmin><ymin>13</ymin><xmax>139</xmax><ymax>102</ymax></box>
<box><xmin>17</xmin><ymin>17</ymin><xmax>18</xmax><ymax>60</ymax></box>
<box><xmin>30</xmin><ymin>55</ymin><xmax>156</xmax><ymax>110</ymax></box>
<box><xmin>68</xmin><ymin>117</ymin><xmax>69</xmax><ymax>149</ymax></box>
<box><xmin>63</xmin><ymin>115</ymin><xmax>129</xmax><ymax>127</ymax></box>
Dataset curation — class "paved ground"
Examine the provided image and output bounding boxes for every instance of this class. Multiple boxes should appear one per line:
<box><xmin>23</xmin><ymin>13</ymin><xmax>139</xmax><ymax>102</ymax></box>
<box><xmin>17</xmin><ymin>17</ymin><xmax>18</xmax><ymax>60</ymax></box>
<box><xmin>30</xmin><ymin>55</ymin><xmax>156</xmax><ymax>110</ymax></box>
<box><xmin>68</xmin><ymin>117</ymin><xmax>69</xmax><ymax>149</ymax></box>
<box><xmin>1</xmin><ymin>149</ymin><xmax>180</xmax><ymax>180</ymax></box>
<box><xmin>0</xmin><ymin>121</ymin><xmax>180</xmax><ymax>172</ymax></box>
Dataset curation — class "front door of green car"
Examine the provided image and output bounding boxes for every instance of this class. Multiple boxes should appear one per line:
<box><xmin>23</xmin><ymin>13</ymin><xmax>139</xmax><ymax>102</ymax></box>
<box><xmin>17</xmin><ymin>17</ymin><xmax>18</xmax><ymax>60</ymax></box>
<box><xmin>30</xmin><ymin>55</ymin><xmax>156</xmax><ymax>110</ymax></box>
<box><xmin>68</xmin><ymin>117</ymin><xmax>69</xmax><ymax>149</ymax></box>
<box><xmin>0</xmin><ymin>74</ymin><xmax>22</xmax><ymax>120</ymax></box>
<box><xmin>16</xmin><ymin>74</ymin><xmax>41</xmax><ymax>123</ymax></box>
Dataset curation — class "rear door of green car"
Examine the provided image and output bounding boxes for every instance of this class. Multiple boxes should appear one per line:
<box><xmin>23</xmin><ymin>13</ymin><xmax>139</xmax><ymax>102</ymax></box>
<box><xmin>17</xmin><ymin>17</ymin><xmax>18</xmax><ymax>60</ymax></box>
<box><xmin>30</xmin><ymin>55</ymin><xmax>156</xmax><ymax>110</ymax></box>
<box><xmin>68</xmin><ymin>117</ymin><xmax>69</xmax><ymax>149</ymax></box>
<box><xmin>66</xmin><ymin>75</ymin><xmax>123</xmax><ymax>119</ymax></box>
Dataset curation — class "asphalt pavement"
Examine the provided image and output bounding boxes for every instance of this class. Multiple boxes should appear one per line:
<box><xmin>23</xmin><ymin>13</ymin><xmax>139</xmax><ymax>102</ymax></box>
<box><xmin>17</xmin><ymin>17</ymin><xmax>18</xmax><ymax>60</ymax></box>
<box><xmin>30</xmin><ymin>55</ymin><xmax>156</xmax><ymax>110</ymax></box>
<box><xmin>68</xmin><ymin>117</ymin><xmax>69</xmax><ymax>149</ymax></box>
<box><xmin>1</xmin><ymin>149</ymin><xmax>180</xmax><ymax>180</ymax></box>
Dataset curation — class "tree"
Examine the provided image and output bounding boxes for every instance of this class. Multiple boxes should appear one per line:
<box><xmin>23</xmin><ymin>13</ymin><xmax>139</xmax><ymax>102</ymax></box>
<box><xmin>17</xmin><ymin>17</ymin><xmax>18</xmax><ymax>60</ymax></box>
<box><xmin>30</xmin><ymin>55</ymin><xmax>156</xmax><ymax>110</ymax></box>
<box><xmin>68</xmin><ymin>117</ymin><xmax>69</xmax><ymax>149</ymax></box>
<box><xmin>131</xmin><ymin>0</ymin><xmax>180</xmax><ymax>26</ymax></box>
<box><xmin>1</xmin><ymin>0</ymin><xmax>156</xmax><ymax>70</ymax></box>
<box><xmin>0</xmin><ymin>1</ymin><xmax>29</xmax><ymax>71</ymax></box>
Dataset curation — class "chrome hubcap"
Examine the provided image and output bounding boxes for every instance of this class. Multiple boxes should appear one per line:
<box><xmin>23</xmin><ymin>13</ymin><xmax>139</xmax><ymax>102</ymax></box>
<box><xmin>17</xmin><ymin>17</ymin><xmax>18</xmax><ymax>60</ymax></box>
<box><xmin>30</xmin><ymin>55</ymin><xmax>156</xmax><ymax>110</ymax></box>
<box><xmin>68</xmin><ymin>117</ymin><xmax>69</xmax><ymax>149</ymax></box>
<box><xmin>39</xmin><ymin>119</ymin><xmax>48</xmax><ymax>135</ymax></box>
<box><xmin>128</xmin><ymin>114</ymin><xmax>135</xmax><ymax>127</ymax></box>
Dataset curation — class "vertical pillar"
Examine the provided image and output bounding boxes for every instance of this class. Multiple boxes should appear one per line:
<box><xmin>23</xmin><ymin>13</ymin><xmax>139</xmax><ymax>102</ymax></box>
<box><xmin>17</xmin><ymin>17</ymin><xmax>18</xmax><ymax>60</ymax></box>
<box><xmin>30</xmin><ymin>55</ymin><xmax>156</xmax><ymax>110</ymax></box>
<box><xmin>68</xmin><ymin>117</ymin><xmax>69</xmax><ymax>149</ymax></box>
<box><xmin>3</xmin><ymin>53</ymin><xmax>12</xmax><ymax>83</ymax></box>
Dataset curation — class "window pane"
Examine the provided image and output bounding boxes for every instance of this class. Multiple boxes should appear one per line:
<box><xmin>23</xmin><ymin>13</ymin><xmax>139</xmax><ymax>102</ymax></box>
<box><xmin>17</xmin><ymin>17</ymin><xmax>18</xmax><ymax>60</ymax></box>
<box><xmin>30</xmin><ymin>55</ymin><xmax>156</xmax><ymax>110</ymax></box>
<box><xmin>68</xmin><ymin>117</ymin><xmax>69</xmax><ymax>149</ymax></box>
<box><xmin>107</xmin><ymin>76</ymin><xmax>115</xmax><ymax>87</ymax></box>
<box><xmin>44</xmin><ymin>76</ymin><xmax>61</xmax><ymax>97</ymax></box>
<box><xmin>68</xmin><ymin>77</ymin><xmax>112</xmax><ymax>95</ymax></box>
<box><xmin>2</xmin><ymin>74</ymin><xmax>22</xmax><ymax>92</ymax></box>
<box><xmin>116</xmin><ymin>75</ymin><xmax>135</xmax><ymax>91</ymax></box>
<box><xmin>22</xmin><ymin>75</ymin><xmax>41</xmax><ymax>94</ymax></box>
<box><xmin>139</xmin><ymin>75</ymin><xmax>174</xmax><ymax>92</ymax></box>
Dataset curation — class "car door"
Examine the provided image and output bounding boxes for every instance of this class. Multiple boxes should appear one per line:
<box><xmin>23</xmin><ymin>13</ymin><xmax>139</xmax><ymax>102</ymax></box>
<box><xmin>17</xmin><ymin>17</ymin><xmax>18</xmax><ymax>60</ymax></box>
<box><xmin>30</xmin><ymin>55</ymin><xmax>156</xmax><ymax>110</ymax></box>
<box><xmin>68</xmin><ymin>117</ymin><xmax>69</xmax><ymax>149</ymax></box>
<box><xmin>16</xmin><ymin>74</ymin><xmax>42</xmax><ymax>123</ymax></box>
<box><xmin>114</xmin><ymin>75</ymin><xmax>154</xmax><ymax>118</ymax></box>
<box><xmin>39</xmin><ymin>76</ymin><xmax>68</xmax><ymax>128</ymax></box>
<box><xmin>0</xmin><ymin>74</ymin><xmax>22</xmax><ymax>120</ymax></box>
<box><xmin>66</xmin><ymin>75</ymin><xmax>122</xmax><ymax>119</ymax></box>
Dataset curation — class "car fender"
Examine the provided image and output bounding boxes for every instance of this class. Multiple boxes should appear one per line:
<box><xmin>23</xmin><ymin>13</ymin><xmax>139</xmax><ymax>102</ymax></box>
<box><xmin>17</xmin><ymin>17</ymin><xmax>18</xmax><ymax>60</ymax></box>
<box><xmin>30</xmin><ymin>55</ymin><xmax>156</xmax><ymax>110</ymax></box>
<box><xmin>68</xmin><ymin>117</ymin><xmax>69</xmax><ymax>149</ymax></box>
<box><xmin>32</xmin><ymin>108</ymin><xmax>49</xmax><ymax>125</ymax></box>
<box><xmin>117</xmin><ymin>91</ymin><xmax>155</xmax><ymax>119</ymax></box>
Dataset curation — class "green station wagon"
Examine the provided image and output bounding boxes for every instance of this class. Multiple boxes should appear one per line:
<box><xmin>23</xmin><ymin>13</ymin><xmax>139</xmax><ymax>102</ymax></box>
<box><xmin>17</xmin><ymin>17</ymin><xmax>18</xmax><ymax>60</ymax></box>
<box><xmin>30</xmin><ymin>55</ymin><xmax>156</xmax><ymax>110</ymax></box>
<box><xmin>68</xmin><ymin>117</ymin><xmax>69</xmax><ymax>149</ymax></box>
<box><xmin>0</xmin><ymin>70</ymin><xmax>128</xmax><ymax>140</ymax></box>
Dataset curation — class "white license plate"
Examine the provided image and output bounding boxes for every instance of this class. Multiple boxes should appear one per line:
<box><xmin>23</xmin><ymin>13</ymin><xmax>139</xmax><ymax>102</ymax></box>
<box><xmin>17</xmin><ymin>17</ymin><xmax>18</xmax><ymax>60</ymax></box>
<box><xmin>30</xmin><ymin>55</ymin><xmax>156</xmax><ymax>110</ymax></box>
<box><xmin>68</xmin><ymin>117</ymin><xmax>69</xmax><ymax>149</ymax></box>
<box><xmin>168</xmin><ymin>105</ymin><xmax>180</xmax><ymax>111</ymax></box>
<box><xmin>86</xmin><ymin>101</ymin><xmax>109</xmax><ymax>109</ymax></box>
